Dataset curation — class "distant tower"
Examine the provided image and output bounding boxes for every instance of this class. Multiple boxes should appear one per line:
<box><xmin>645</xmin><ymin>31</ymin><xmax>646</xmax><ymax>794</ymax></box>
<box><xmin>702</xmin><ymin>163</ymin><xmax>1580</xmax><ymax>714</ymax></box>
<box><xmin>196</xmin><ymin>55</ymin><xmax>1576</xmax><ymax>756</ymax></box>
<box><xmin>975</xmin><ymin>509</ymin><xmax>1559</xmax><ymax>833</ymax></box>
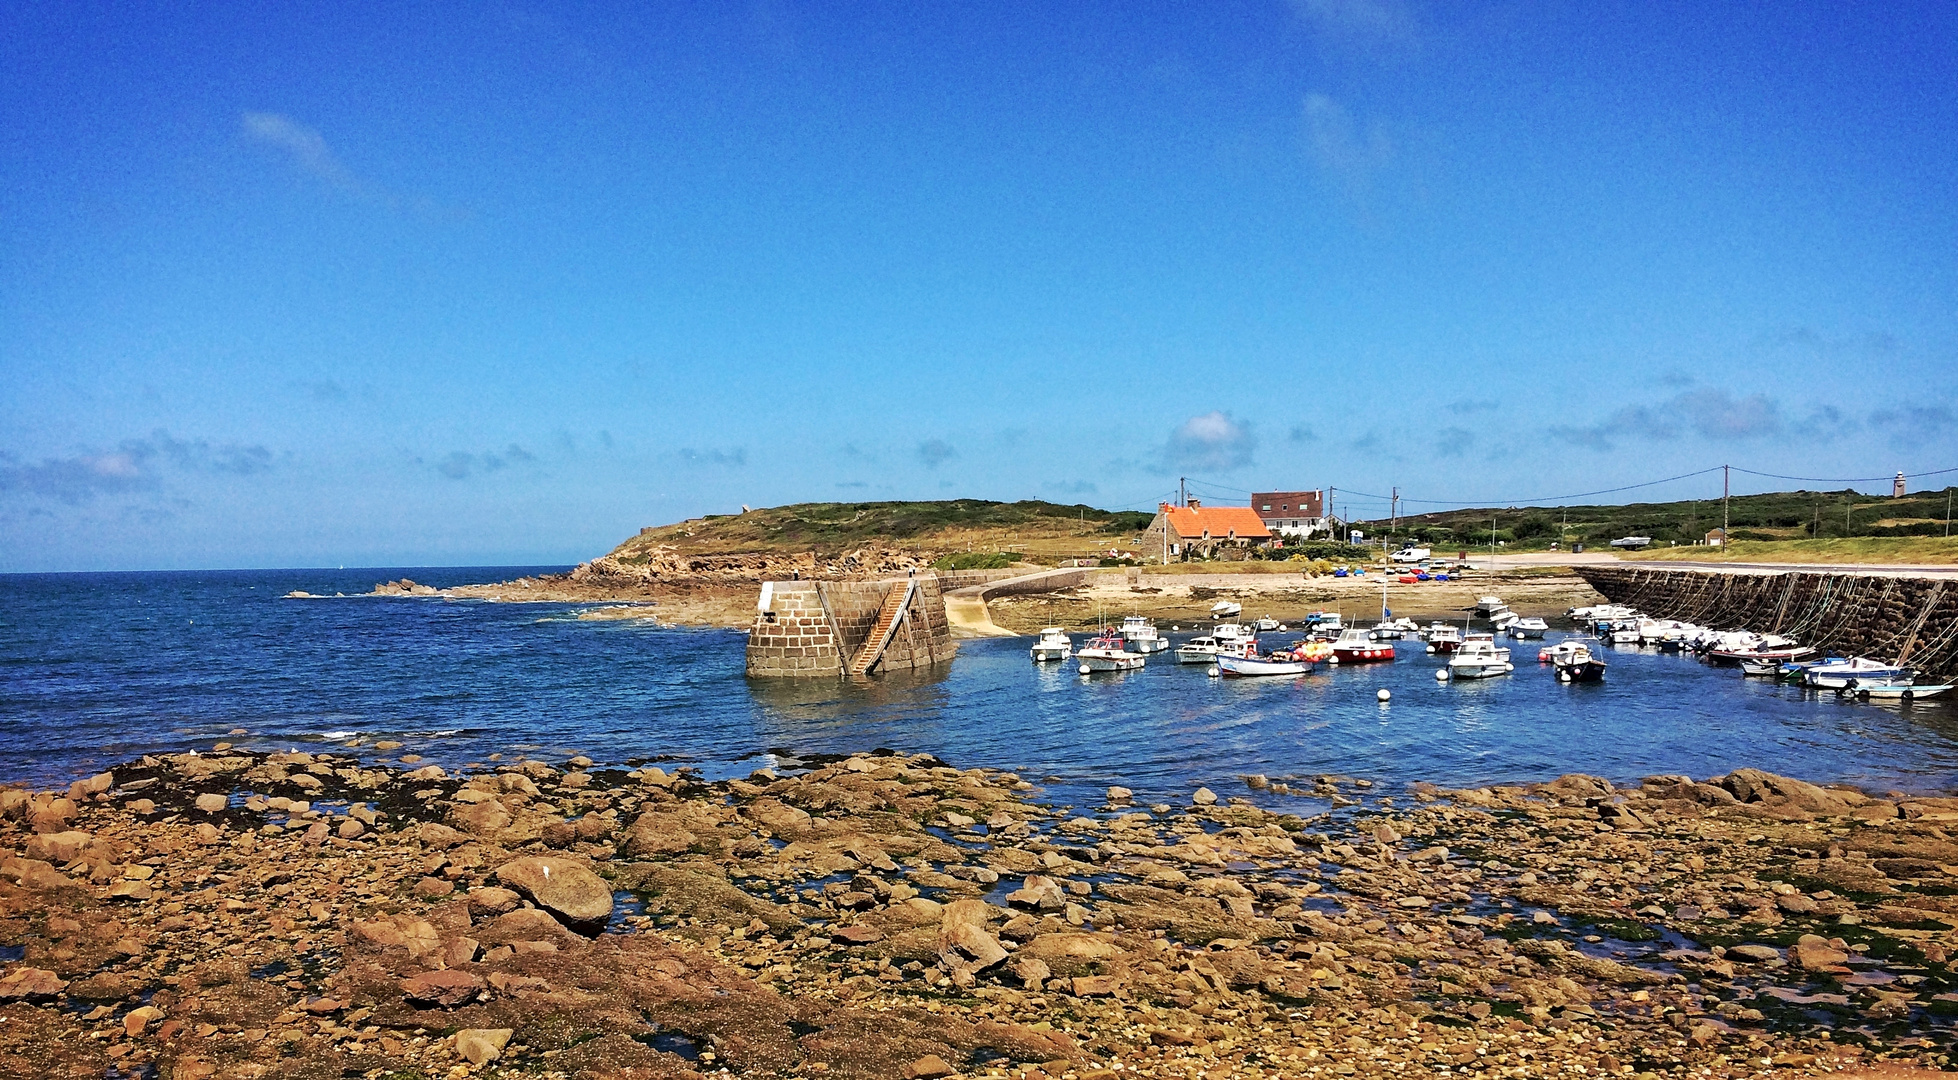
<box><xmin>1895</xmin><ymin>472</ymin><xmax>1907</xmax><ymax>498</ymax></box>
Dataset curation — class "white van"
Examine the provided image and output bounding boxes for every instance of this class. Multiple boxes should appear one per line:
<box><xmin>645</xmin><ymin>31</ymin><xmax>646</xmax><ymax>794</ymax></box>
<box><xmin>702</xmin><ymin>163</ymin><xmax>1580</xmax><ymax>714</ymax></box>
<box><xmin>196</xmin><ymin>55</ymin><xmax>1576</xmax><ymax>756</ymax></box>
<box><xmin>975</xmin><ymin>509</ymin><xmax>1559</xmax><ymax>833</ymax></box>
<box><xmin>1389</xmin><ymin>546</ymin><xmax>1431</xmax><ymax>563</ymax></box>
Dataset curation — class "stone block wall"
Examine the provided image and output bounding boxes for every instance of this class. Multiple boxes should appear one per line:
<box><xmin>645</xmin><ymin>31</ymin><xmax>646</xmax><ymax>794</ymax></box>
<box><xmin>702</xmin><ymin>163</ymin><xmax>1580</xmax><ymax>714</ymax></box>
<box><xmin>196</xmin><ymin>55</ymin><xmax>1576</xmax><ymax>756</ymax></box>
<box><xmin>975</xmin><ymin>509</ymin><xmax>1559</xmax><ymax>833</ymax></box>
<box><xmin>745</xmin><ymin>576</ymin><xmax>955</xmax><ymax>677</ymax></box>
<box><xmin>1577</xmin><ymin>566</ymin><xmax>1958</xmax><ymax>682</ymax></box>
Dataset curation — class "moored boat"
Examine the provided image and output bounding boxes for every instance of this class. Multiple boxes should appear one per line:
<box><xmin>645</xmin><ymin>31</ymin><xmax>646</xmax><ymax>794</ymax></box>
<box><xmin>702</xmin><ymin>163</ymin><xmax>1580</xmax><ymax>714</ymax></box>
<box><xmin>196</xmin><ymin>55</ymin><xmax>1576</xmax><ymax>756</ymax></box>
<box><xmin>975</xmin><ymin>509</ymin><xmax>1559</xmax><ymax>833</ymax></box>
<box><xmin>1030</xmin><ymin>627</ymin><xmax>1073</xmax><ymax>662</ymax></box>
<box><xmin>1425</xmin><ymin>624</ymin><xmax>1463</xmax><ymax>654</ymax></box>
<box><xmin>1119</xmin><ymin>615</ymin><xmax>1169</xmax><ymax>653</ymax></box>
<box><xmin>1077</xmin><ymin>636</ymin><xmax>1145</xmax><ymax>673</ymax></box>
<box><xmin>1330</xmin><ymin>626</ymin><xmax>1395</xmax><ymax>663</ymax></box>
<box><xmin>1214</xmin><ymin>638</ymin><xmax>1331</xmax><ymax>678</ymax></box>
<box><xmin>1507</xmin><ymin>617</ymin><xmax>1549</xmax><ymax>639</ymax></box>
<box><xmin>1844</xmin><ymin>681</ymin><xmax>1953</xmax><ymax>701</ymax></box>
<box><xmin>1802</xmin><ymin>657</ymin><xmax>1911</xmax><ymax>690</ymax></box>
<box><xmin>1552</xmin><ymin>642</ymin><xmax>1606</xmax><ymax>682</ymax></box>
<box><xmin>1446</xmin><ymin>636</ymin><xmax>1515</xmax><ymax>679</ymax></box>
<box><xmin>1175</xmin><ymin>635</ymin><xmax>1225</xmax><ymax>664</ymax></box>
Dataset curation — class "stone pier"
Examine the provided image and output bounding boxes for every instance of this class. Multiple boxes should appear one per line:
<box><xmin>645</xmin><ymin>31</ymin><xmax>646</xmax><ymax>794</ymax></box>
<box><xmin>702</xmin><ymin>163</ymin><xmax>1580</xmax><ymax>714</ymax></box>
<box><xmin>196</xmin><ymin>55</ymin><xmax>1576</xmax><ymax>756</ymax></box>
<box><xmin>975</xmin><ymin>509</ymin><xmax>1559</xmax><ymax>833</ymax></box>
<box><xmin>744</xmin><ymin>576</ymin><xmax>955</xmax><ymax>677</ymax></box>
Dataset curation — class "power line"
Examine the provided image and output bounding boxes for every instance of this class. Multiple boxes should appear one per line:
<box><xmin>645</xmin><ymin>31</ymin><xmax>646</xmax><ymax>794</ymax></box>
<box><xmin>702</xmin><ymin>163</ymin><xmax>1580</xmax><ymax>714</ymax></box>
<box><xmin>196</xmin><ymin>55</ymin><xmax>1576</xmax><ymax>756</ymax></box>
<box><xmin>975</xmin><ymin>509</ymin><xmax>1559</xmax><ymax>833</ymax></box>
<box><xmin>1731</xmin><ymin>464</ymin><xmax>1958</xmax><ymax>484</ymax></box>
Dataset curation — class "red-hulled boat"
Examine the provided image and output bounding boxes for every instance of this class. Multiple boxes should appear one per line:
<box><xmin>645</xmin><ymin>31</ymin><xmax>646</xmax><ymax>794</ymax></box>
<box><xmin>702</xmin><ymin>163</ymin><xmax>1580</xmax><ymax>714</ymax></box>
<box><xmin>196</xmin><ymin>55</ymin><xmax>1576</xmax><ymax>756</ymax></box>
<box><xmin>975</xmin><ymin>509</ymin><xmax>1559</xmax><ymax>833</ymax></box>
<box><xmin>1330</xmin><ymin>627</ymin><xmax>1395</xmax><ymax>663</ymax></box>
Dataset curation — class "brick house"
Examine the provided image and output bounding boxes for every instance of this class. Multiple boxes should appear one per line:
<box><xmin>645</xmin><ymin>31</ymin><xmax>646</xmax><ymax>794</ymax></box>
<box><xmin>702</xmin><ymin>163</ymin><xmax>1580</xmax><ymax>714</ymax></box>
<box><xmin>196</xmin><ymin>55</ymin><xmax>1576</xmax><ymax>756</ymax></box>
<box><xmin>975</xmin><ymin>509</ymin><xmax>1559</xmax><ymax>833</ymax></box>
<box><xmin>1141</xmin><ymin>500</ymin><xmax>1274</xmax><ymax>562</ymax></box>
<box><xmin>1250</xmin><ymin>490</ymin><xmax>1329</xmax><ymax>539</ymax></box>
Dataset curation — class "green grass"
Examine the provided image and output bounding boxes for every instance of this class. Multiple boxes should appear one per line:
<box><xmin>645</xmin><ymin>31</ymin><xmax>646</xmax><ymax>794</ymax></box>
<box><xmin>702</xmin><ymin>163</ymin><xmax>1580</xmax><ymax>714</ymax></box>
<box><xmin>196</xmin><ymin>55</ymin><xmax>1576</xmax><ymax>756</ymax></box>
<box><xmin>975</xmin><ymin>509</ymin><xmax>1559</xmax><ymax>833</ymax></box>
<box><xmin>931</xmin><ymin>550</ymin><xmax>1024</xmax><ymax>570</ymax></box>
<box><xmin>1353</xmin><ymin>485</ymin><xmax>1958</xmax><ymax>552</ymax></box>
<box><xmin>1622</xmin><ymin>536</ymin><xmax>1958</xmax><ymax>565</ymax></box>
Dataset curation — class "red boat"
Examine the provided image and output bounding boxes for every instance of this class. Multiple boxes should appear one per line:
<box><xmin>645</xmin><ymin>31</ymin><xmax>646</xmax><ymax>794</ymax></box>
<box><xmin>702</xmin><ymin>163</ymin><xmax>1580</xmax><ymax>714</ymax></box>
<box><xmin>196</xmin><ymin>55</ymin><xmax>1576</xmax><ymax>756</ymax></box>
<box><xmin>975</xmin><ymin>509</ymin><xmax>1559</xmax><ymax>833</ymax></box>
<box><xmin>1330</xmin><ymin>627</ymin><xmax>1395</xmax><ymax>663</ymax></box>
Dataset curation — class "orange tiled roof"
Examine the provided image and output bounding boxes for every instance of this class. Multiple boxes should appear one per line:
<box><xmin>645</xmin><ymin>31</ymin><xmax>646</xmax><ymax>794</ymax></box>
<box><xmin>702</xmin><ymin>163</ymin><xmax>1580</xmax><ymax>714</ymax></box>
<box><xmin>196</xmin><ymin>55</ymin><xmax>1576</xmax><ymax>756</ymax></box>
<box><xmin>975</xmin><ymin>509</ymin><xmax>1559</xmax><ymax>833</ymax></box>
<box><xmin>1158</xmin><ymin>504</ymin><xmax>1271</xmax><ymax>540</ymax></box>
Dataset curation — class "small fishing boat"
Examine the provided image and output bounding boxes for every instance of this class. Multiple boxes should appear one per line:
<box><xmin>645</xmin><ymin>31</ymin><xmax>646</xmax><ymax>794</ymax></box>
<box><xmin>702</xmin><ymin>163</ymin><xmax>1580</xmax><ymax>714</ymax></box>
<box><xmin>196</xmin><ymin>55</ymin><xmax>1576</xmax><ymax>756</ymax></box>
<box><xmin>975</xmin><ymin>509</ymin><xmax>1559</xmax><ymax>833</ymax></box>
<box><xmin>1367</xmin><ymin>621</ymin><xmax>1404</xmax><ymax>641</ymax></box>
<box><xmin>1845</xmin><ymin>682</ymin><xmax>1953</xmax><ymax>701</ymax></box>
<box><xmin>1538</xmin><ymin>640</ymin><xmax>1585</xmax><ymax>664</ymax></box>
<box><xmin>1552</xmin><ymin>642</ymin><xmax>1606</xmax><ymax>683</ymax></box>
<box><xmin>1077</xmin><ymin>636</ymin><xmax>1144</xmax><ymax>674</ymax></box>
<box><xmin>1252</xmin><ymin>615</ymin><xmax>1281</xmax><ymax>633</ymax></box>
<box><xmin>1473</xmin><ymin>596</ymin><xmax>1509</xmax><ymax>617</ymax></box>
<box><xmin>1212</xmin><ymin>622</ymin><xmax>1253</xmax><ymax>647</ymax></box>
<box><xmin>1119</xmin><ymin>615</ymin><xmax>1169</xmax><ymax>653</ymax></box>
<box><xmin>1447</xmin><ymin>636</ymin><xmax>1515</xmax><ymax>679</ymax></box>
<box><xmin>1330</xmin><ymin>626</ymin><xmax>1395</xmax><ymax>663</ymax></box>
<box><xmin>1425</xmin><ymin>624</ymin><xmax>1464</xmax><ymax>654</ymax></box>
<box><xmin>1210</xmin><ymin>600</ymin><xmax>1243</xmax><ymax>619</ymax></box>
<box><xmin>1214</xmin><ymin>639</ymin><xmax>1331</xmax><ymax>678</ymax></box>
<box><xmin>1030</xmin><ymin>627</ymin><xmax>1073</xmax><ymax>662</ymax></box>
<box><xmin>1738</xmin><ymin>656</ymin><xmax>1784</xmax><ymax>676</ymax></box>
<box><xmin>1174</xmin><ymin>635</ymin><xmax>1225</xmax><ymax>664</ymax></box>
<box><xmin>1507</xmin><ymin>617</ymin><xmax>1549</xmax><ymax>639</ymax></box>
<box><xmin>1802</xmin><ymin>657</ymin><xmax>1911</xmax><ymax>690</ymax></box>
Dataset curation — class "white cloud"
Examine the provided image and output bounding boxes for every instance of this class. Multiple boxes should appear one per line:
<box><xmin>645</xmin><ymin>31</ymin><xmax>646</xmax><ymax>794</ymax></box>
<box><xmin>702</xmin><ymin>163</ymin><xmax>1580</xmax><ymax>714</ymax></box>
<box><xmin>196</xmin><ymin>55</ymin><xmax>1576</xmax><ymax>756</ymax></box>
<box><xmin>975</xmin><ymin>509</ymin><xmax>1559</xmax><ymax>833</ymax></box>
<box><xmin>1303</xmin><ymin>93</ymin><xmax>1393</xmax><ymax>190</ymax></box>
<box><xmin>1165</xmin><ymin>411</ymin><xmax>1257</xmax><ymax>472</ymax></box>
<box><xmin>1550</xmin><ymin>390</ymin><xmax>1785</xmax><ymax>451</ymax></box>
<box><xmin>242</xmin><ymin>112</ymin><xmax>361</xmax><ymax>190</ymax></box>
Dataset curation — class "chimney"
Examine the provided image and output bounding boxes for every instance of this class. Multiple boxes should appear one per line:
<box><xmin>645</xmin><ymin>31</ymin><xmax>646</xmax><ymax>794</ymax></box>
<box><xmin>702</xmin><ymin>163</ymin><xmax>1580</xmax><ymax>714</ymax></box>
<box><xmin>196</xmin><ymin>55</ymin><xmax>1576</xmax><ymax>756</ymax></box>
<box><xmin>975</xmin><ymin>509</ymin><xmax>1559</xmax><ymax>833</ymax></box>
<box><xmin>1894</xmin><ymin>472</ymin><xmax>1907</xmax><ymax>498</ymax></box>
<box><xmin>1187</xmin><ymin>497</ymin><xmax>1201</xmax><ymax>509</ymax></box>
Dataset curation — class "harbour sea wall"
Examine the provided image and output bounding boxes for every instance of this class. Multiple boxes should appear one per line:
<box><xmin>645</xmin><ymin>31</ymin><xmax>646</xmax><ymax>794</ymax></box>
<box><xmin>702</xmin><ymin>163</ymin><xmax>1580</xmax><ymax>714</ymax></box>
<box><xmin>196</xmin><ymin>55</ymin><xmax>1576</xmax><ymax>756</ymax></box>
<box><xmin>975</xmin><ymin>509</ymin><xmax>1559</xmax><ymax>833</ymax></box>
<box><xmin>1577</xmin><ymin>566</ymin><xmax>1958</xmax><ymax>680</ymax></box>
<box><xmin>745</xmin><ymin>576</ymin><xmax>955</xmax><ymax>677</ymax></box>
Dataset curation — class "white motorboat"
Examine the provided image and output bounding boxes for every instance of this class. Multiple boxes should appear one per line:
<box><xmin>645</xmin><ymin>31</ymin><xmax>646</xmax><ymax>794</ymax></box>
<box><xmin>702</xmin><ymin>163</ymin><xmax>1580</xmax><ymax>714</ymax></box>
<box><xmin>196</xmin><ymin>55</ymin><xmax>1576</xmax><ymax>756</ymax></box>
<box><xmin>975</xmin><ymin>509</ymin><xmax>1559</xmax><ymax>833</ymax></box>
<box><xmin>1552</xmin><ymin>643</ymin><xmax>1606</xmax><ymax>682</ymax></box>
<box><xmin>1538</xmin><ymin>640</ymin><xmax>1585</xmax><ymax>663</ymax></box>
<box><xmin>1367</xmin><ymin>621</ymin><xmax>1403</xmax><ymax>641</ymax></box>
<box><xmin>1175</xmin><ymin>635</ymin><xmax>1226</xmax><ymax>664</ymax></box>
<box><xmin>1507</xmin><ymin>617</ymin><xmax>1549</xmax><ymax>639</ymax></box>
<box><xmin>1212</xmin><ymin>622</ymin><xmax>1253</xmax><ymax>646</ymax></box>
<box><xmin>1119</xmin><ymin>615</ymin><xmax>1169</xmax><ymax>653</ymax></box>
<box><xmin>1739</xmin><ymin>656</ymin><xmax>1784</xmax><ymax>676</ymax></box>
<box><xmin>1803</xmin><ymin>657</ymin><xmax>1911</xmax><ymax>690</ymax></box>
<box><xmin>1252</xmin><ymin>615</ymin><xmax>1281</xmax><ymax>632</ymax></box>
<box><xmin>1473</xmin><ymin>596</ymin><xmax>1508</xmax><ymax>617</ymax></box>
<box><xmin>1077</xmin><ymin>636</ymin><xmax>1144</xmax><ymax>674</ymax></box>
<box><xmin>1210</xmin><ymin>600</ymin><xmax>1243</xmax><ymax>619</ymax></box>
<box><xmin>1446</xmin><ymin>636</ymin><xmax>1514</xmax><ymax>679</ymax></box>
<box><xmin>1030</xmin><ymin>627</ymin><xmax>1073</xmax><ymax>662</ymax></box>
<box><xmin>1846</xmin><ymin>682</ymin><xmax>1952</xmax><ymax>701</ymax></box>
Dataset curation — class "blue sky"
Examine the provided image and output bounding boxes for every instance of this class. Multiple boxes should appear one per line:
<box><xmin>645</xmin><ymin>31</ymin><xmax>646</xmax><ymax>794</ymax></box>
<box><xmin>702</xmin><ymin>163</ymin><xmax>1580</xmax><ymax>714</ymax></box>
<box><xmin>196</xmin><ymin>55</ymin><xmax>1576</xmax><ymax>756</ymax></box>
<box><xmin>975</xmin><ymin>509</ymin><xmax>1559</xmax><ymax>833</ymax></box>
<box><xmin>2</xmin><ymin>1</ymin><xmax>1954</xmax><ymax>570</ymax></box>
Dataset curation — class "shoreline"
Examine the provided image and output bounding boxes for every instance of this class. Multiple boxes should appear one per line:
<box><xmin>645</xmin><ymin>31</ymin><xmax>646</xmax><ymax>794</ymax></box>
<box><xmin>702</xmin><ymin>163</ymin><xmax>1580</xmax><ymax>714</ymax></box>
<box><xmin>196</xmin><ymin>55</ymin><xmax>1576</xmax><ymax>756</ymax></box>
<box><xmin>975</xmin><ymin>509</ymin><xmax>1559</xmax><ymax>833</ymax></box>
<box><xmin>3</xmin><ymin>746</ymin><xmax>1954</xmax><ymax>1078</ymax></box>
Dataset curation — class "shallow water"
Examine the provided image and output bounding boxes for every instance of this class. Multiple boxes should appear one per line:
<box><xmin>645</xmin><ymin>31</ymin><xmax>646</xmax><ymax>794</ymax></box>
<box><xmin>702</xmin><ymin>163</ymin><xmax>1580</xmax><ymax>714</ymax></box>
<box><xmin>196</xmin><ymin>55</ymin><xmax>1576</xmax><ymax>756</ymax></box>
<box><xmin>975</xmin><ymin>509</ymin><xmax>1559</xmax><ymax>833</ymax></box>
<box><xmin>2</xmin><ymin>568</ymin><xmax>1955</xmax><ymax>807</ymax></box>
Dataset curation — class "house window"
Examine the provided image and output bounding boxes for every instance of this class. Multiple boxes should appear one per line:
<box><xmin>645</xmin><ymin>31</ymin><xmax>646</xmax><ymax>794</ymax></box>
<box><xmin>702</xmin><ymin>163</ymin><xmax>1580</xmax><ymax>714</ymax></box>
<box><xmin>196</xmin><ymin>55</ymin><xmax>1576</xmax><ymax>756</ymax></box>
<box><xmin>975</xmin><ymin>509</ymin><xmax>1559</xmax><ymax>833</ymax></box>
<box><xmin>1260</xmin><ymin>504</ymin><xmax>1271</xmax><ymax>511</ymax></box>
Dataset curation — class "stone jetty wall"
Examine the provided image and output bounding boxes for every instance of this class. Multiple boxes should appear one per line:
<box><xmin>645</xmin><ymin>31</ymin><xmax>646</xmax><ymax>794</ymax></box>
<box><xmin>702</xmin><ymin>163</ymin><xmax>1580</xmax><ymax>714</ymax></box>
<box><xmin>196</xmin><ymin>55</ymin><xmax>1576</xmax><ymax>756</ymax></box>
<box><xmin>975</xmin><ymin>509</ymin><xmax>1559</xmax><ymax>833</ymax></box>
<box><xmin>745</xmin><ymin>576</ymin><xmax>954</xmax><ymax>677</ymax></box>
<box><xmin>1577</xmin><ymin>566</ymin><xmax>1958</xmax><ymax>680</ymax></box>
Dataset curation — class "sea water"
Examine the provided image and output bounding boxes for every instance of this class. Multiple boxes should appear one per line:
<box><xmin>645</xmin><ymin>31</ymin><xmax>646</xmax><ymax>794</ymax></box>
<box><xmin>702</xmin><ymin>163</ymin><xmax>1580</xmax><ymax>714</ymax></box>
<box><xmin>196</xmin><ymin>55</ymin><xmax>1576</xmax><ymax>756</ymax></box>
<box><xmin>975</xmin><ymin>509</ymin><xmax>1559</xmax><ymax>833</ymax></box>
<box><xmin>2</xmin><ymin>568</ymin><xmax>1955</xmax><ymax>807</ymax></box>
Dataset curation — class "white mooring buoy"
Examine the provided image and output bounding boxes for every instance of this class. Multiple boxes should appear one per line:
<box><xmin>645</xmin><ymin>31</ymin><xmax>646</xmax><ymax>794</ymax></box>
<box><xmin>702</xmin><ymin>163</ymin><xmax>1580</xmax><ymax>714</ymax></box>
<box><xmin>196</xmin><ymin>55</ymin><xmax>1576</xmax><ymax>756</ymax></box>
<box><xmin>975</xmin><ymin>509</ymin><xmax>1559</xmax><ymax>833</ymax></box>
<box><xmin>1207</xmin><ymin>665</ymin><xmax>1221</xmax><ymax>678</ymax></box>
<box><xmin>1377</xmin><ymin>688</ymin><xmax>1391</xmax><ymax>702</ymax></box>
<box><xmin>1435</xmin><ymin>668</ymin><xmax>1450</xmax><ymax>681</ymax></box>
<box><xmin>1079</xmin><ymin>664</ymin><xmax>1091</xmax><ymax>675</ymax></box>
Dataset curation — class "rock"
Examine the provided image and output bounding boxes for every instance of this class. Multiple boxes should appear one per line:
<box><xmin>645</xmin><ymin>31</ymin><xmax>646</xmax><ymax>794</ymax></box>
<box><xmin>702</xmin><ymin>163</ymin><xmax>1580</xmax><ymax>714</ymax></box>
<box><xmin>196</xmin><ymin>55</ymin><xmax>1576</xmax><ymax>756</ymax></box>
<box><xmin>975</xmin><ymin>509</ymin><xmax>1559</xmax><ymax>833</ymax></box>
<box><xmin>1011</xmin><ymin>956</ymin><xmax>1052</xmax><ymax>989</ymax></box>
<box><xmin>123</xmin><ymin>1004</ymin><xmax>164</xmax><ymax>1036</ymax></box>
<box><xmin>25</xmin><ymin>831</ymin><xmax>93</xmax><ymax>863</ymax></box>
<box><xmin>415</xmin><ymin>876</ymin><xmax>456</xmax><ymax>898</ymax></box>
<box><xmin>336</xmin><ymin>818</ymin><xmax>366</xmax><ymax>839</ymax></box>
<box><xmin>0</xmin><ymin>967</ymin><xmax>68</xmax><ymax>1000</ymax></box>
<box><xmin>1192</xmin><ymin>787</ymin><xmax>1217</xmax><ymax>806</ymax></box>
<box><xmin>1106</xmin><ymin>786</ymin><xmax>1133</xmax><ymax>802</ymax></box>
<box><xmin>455</xmin><ymin>1028</ymin><xmax>515</xmax><ymax>1065</ymax></box>
<box><xmin>194</xmin><ymin>793</ymin><xmax>227</xmax><ymax>813</ymax></box>
<box><xmin>400</xmin><ymin>969</ymin><xmax>484</xmax><ymax>1007</ymax></box>
<box><xmin>1071</xmin><ymin>974</ymin><xmax>1120</xmax><ymax>996</ymax></box>
<box><xmin>904</xmin><ymin>1055</ymin><xmax>956</xmax><ymax>1079</ymax></box>
<box><xmin>834</xmin><ymin>924</ymin><xmax>885</xmax><ymax>945</ymax></box>
<box><xmin>1794</xmin><ymin>936</ymin><xmax>1851</xmax><ymax>972</ymax></box>
<box><xmin>1776</xmin><ymin>892</ymin><xmax>1820</xmax><ymax>914</ymax></box>
<box><xmin>1719</xmin><ymin>769</ymin><xmax>1855</xmax><ymax>816</ymax></box>
<box><xmin>1728</xmin><ymin>944</ymin><xmax>1782</xmax><ymax>963</ymax></box>
<box><xmin>495</xmin><ymin>856</ymin><xmax>614</xmax><ymax>927</ymax></box>
<box><xmin>1005</xmin><ymin>874</ymin><xmax>1068</xmax><ymax>910</ymax></box>
<box><xmin>467</xmin><ymin>886</ymin><xmax>523</xmax><ymax>917</ymax></box>
<box><xmin>747</xmin><ymin>797</ymin><xmax>813</xmax><ymax>835</ymax></box>
<box><xmin>939</xmin><ymin>899</ymin><xmax>1009</xmax><ymax>972</ymax></box>
<box><xmin>449</xmin><ymin>800</ymin><xmax>513</xmax><ymax>836</ymax></box>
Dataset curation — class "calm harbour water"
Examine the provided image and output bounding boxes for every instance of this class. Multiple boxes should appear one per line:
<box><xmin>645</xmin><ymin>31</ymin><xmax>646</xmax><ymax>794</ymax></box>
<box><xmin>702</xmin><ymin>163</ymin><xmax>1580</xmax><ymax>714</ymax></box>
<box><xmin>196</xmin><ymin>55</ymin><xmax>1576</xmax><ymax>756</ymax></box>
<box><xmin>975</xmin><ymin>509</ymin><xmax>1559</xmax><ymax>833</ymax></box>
<box><xmin>2</xmin><ymin>568</ymin><xmax>1955</xmax><ymax>807</ymax></box>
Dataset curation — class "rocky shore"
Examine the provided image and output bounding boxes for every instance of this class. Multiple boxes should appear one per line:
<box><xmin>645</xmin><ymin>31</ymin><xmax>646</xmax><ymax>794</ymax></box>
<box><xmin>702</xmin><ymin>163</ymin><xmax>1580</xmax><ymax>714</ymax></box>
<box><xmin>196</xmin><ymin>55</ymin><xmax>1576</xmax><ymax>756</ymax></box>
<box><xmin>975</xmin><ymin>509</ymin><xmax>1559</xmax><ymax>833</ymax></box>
<box><xmin>3</xmin><ymin>748</ymin><xmax>1954</xmax><ymax>1079</ymax></box>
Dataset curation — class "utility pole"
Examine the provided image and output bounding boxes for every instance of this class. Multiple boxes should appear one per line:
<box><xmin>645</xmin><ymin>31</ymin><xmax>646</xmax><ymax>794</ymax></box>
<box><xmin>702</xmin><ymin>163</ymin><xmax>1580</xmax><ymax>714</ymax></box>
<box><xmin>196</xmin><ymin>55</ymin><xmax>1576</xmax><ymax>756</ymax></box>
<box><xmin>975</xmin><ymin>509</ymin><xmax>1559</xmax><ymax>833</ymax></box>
<box><xmin>1722</xmin><ymin>464</ymin><xmax>1730</xmax><ymax>545</ymax></box>
<box><xmin>1947</xmin><ymin>488</ymin><xmax>1952</xmax><ymax>538</ymax></box>
<box><xmin>1179</xmin><ymin>478</ymin><xmax>1186</xmax><ymax>508</ymax></box>
<box><xmin>1391</xmin><ymin>487</ymin><xmax>1399</xmax><ymax>536</ymax></box>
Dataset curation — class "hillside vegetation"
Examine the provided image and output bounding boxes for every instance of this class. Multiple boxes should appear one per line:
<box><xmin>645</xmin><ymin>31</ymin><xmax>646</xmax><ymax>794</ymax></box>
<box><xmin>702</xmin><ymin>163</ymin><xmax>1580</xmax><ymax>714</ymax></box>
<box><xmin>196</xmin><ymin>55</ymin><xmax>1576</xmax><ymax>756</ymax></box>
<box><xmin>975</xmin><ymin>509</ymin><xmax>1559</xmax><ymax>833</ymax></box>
<box><xmin>1621</xmin><ymin>536</ymin><xmax>1958</xmax><ymax>565</ymax></box>
<box><xmin>607</xmin><ymin>499</ymin><xmax>1153</xmax><ymax>565</ymax></box>
<box><xmin>1354</xmin><ymin>486</ymin><xmax>1958</xmax><ymax>551</ymax></box>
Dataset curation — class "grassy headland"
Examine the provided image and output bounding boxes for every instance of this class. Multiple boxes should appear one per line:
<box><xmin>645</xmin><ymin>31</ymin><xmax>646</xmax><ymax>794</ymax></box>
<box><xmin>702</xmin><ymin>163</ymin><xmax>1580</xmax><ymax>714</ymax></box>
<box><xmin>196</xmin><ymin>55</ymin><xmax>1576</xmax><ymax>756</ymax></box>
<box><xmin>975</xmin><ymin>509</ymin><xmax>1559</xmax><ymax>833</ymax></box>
<box><xmin>1621</xmin><ymin>536</ymin><xmax>1958</xmax><ymax>565</ymax></box>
